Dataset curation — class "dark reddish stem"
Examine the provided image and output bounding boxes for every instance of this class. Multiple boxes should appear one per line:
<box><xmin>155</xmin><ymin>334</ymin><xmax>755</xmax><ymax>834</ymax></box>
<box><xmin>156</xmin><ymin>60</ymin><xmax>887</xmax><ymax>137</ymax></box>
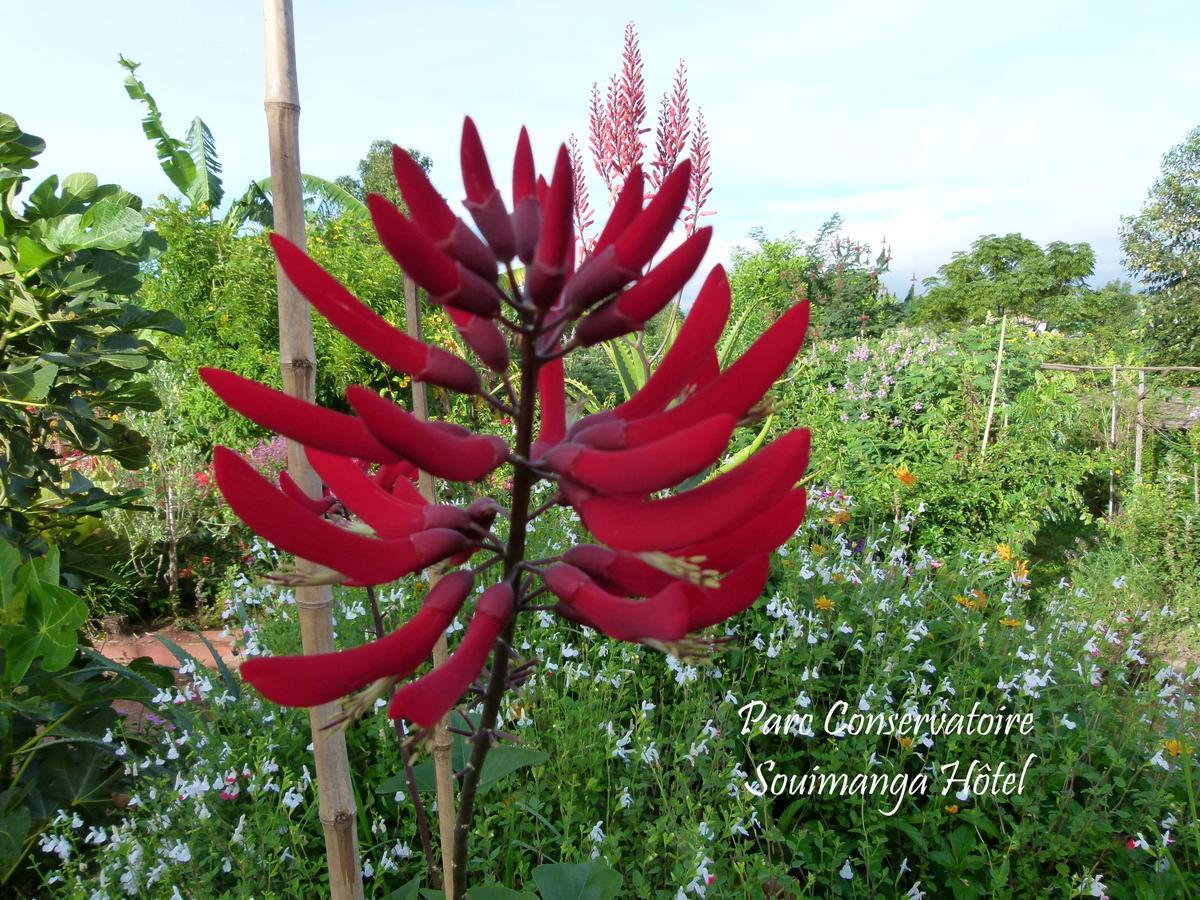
<box><xmin>450</xmin><ymin>296</ymin><xmax>543</xmax><ymax>898</ymax></box>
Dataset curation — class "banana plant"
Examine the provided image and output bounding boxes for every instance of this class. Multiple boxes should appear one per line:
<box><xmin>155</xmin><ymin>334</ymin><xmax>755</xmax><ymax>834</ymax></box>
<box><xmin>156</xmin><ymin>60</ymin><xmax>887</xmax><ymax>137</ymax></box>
<box><xmin>118</xmin><ymin>56</ymin><xmax>362</xmax><ymax>229</ymax></box>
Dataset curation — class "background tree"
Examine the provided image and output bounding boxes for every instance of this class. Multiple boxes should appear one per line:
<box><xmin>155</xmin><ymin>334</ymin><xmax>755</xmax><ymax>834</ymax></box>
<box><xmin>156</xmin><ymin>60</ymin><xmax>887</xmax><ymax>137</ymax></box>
<box><xmin>1120</xmin><ymin>124</ymin><xmax>1200</xmax><ymax>365</ymax></box>
<box><xmin>909</xmin><ymin>232</ymin><xmax>1095</xmax><ymax>327</ymax></box>
<box><xmin>335</xmin><ymin>139</ymin><xmax>432</xmax><ymax>210</ymax></box>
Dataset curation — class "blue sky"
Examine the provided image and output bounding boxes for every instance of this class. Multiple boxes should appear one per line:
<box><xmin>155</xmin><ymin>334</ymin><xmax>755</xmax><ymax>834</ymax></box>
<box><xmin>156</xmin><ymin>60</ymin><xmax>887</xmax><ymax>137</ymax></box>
<box><xmin>8</xmin><ymin>0</ymin><xmax>1199</xmax><ymax>293</ymax></box>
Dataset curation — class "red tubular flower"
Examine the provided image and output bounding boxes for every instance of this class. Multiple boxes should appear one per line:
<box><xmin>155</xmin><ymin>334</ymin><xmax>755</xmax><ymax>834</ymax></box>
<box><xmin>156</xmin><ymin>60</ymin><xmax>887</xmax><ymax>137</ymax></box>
<box><xmin>205</xmin><ymin>120</ymin><xmax>813</xmax><ymax>768</ymax></box>
<box><xmin>542</xmin><ymin>564</ymin><xmax>689</xmax><ymax>642</ymax></box>
<box><xmin>388</xmin><ymin>582</ymin><xmax>514</xmax><ymax>727</ymax></box>
<box><xmin>446</xmin><ymin>308</ymin><xmax>510</xmax><ymax>374</ymax></box>
<box><xmin>511</xmin><ymin>127</ymin><xmax>541</xmax><ymax>264</ymax></box>
<box><xmin>213</xmin><ymin>447</ymin><xmax>466</xmax><ymax>584</ymax></box>
<box><xmin>542</xmin><ymin>414</ymin><xmax>734</xmax><ymax>495</ymax></box>
<box><xmin>305</xmin><ymin>448</ymin><xmax>469</xmax><ymax>537</ymax></box>
<box><xmin>199</xmin><ymin>368</ymin><xmax>398</xmax><ymax>463</ymax></box>
<box><xmin>576</xmin><ymin>428</ymin><xmax>811</xmax><ymax>551</ymax></box>
<box><xmin>461</xmin><ymin>116</ymin><xmax>516</xmax><ymax>261</ymax></box>
<box><xmin>684</xmin><ymin>555</ymin><xmax>770</xmax><ymax>630</ymax></box>
<box><xmin>563</xmin><ymin>545</ymin><xmax>678</xmax><ymax>596</ymax></box>
<box><xmin>346</xmin><ymin>387</ymin><xmax>509</xmax><ymax>482</ymax></box>
<box><xmin>657</xmin><ymin>488</ymin><xmax>809</xmax><ymax>574</ymax></box>
<box><xmin>270</xmin><ymin>234</ymin><xmax>480</xmax><ymax>395</ymax></box>
<box><xmin>573</xmin><ymin>226</ymin><xmax>712</xmax><ymax>346</ymax></box>
<box><xmin>278</xmin><ymin>470</ymin><xmax>335</xmax><ymax>516</ymax></box>
<box><xmin>390</xmin><ymin>144</ymin><xmax>496</xmax><ymax>280</ymax></box>
<box><xmin>368</xmin><ymin>194</ymin><xmax>502</xmax><ymax>318</ymax></box>
<box><xmin>526</xmin><ymin>146</ymin><xmax>574</xmax><ymax>307</ymax></box>
<box><xmin>240</xmin><ymin>571</ymin><xmax>474</xmax><ymax>706</ymax></box>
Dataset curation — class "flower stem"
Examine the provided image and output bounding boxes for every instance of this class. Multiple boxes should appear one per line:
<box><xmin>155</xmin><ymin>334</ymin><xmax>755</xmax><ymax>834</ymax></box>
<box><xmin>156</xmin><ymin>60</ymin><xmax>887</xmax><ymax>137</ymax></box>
<box><xmin>450</xmin><ymin>305</ymin><xmax>542</xmax><ymax>898</ymax></box>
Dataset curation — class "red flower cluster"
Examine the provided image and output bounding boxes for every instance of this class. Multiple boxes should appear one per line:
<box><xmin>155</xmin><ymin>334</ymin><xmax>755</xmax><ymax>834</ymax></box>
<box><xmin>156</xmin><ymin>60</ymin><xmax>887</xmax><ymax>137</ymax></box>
<box><xmin>209</xmin><ymin>118</ymin><xmax>811</xmax><ymax>729</ymax></box>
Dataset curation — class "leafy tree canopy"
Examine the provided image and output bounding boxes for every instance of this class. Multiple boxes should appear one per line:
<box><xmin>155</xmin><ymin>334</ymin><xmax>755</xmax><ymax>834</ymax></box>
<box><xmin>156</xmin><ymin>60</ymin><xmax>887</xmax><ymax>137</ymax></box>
<box><xmin>336</xmin><ymin>140</ymin><xmax>432</xmax><ymax>211</ymax></box>
<box><xmin>909</xmin><ymin>233</ymin><xmax>1095</xmax><ymax>328</ymax></box>
<box><xmin>1120</xmin><ymin>125</ymin><xmax>1200</xmax><ymax>364</ymax></box>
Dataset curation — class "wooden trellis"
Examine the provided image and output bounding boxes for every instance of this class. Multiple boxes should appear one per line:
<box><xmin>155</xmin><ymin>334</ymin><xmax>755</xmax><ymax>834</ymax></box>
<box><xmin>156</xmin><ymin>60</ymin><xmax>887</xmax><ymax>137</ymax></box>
<box><xmin>1040</xmin><ymin>363</ymin><xmax>1200</xmax><ymax>516</ymax></box>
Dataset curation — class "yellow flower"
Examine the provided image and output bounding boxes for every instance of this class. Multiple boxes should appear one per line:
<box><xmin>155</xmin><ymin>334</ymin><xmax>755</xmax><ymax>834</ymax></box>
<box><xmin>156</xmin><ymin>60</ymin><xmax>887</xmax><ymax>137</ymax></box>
<box><xmin>954</xmin><ymin>595</ymin><xmax>972</xmax><ymax>609</ymax></box>
<box><xmin>1164</xmin><ymin>739</ymin><xmax>1186</xmax><ymax>758</ymax></box>
<box><xmin>1013</xmin><ymin>559</ymin><xmax>1030</xmax><ymax>582</ymax></box>
<box><xmin>944</xmin><ymin>804</ymin><xmax>959</xmax><ymax>814</ymax></box>
<box><xmin>970</xmin><ymin>589</ymin><xmax>986</xmax><ymax>603</ymax></box>
<box><xmin>827</xmin><ymin>509</ymin><xmax>851</xmax><ymax>526</ymax></box>
<box><xmin>895</xmin><ymin>464</ymin><xmax>917</xmax><ymax>488</ymax></box>
<box><xmin>831</xmin><ymin>572</ymin><xmax>846</xmax><ymax>583</ymax></box>
<box><xmin>810</xmin><ymin>543</ymin><xmax>827</xmax><ymax>557</ymax></box>
<box><xmin>995</xmin><ymin>543</ymin><xmax>1014</xmax><ymax>561</ymax></box>
<box><xmin>898</xmin><ymin>736</ymin><xmax>912</xmax><ymax>749</ymax></box>
<box><xmin>815</xmin><ymin>595</ymin><xmax>835</xmax><ymax>612</ymax></box>
<box><xmin>1000</xmin><ymin>617</ymin><xmax>1022</xmax><ymax>628</ymax></box>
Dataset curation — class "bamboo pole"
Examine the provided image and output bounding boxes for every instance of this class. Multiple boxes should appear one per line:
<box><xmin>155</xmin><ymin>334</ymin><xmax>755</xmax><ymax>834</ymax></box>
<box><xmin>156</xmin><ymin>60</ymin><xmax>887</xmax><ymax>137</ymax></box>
<box><xmin>262</xmin><ymin>3</ymin><xmax>363</xmax><ymax>896</ymax></box>
<box><xmin>1108</xmin><ymin>365</ymin><xmax>1118</xmax><ymax>520</ymax></box>
<box><xmin>1134</xmin><ymin>369</ymin><xmax>1146</xmax><ymax>484</ymax></box>
<box><xmin>402</xmin><ymin>274</ymin><xmax>458</xmax><ymax>895</ymax></box>
<box><xmin>980</xmin><ymin>313</ymin><xmax>1007</xmax><ymax>457</ymax></box>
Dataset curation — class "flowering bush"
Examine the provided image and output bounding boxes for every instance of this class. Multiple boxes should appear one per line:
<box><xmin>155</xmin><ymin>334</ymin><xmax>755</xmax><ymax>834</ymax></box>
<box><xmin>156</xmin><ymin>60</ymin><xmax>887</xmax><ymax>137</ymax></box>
<box><xmin>36</xmin><ymin>497</ymin><xmax>1199</xmax><ymax>896</ymax></box>
<box><xmin>199</xmin><ymin>118</ymin><xmax>812</xmax><ymax>894</ymax></box>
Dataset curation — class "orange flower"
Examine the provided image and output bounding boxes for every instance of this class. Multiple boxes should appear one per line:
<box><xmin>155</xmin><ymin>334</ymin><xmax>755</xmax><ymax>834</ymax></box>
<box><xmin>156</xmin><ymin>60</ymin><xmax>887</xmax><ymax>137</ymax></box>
<box><xmin>895</xmin><ymin>465</ymin><xmax>917</xmax><ymax>488</ymax></box>
<box><xmin>995</xmin><ymin>543</ymin><xmax>1014</xmax><ymax>561</ymax></box>
<box><xmin>815</xmin><ymin>595</ymin><xmax>835</xmax><ymax>612</ymax></box>
<box><xmin>944</xmin><ymin>804</ymin><xmax>959</xmax><ymax>814</ymax></box>
<box><xmin>1000</xmin><ymin>617</ymin><xmax>1022</xmax><ymax>628</ymax></box>
<box><xmin>898</xmin><ymin>736</ymin><xmax>913</xmax><ymax>749</ymax></box>
<box><xmin>827</xmin><ymin>509</ymin><xmax>851</xmax><ymax>527</ymax></box>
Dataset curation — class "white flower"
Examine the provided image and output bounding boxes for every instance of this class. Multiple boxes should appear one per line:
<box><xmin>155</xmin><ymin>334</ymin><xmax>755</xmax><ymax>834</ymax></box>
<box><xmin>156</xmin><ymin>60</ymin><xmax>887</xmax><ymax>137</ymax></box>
<box><xmin>839</xmin><ymin>859</ymin><xmax>854</xmax><ymax>880</ymax></box>
<box><xmin>589</xmin><ymin>821</ymin><xmax>605</xmax><ymax>844</ymax></box>
<box><xmin>1060</xmin><ymin>715</ymin><xmax>1077</xmax><ymax>730</ymax></box>
<box><xmin>905</xmin><ymin>883</ymin><xmax>926</xmax><ymax>899</ymax></box>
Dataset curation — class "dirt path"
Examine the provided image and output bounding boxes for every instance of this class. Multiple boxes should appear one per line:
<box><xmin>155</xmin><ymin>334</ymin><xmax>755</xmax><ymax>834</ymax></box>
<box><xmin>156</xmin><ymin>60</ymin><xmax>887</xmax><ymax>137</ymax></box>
<box><xmin>94</xmin><ymin>625</ymin><xmax>241</xmax><ymax>670</ymax></box>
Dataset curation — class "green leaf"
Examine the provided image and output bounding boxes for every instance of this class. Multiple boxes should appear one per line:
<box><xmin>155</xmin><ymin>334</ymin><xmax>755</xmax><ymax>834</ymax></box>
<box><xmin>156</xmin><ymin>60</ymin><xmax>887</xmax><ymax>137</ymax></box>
<box><xmin>2</xmin><ymin>568</ymin><xmax>85</xmax><ymax>684</ymax></box>
<box><xmin>76</xmin><ymin>201</ymin><xmax>145</xmax><ymax>251</ymax></box>
<box><xmin>469</xmin><ymin>886</ymin><xmax>537</xmax><ymax>899</ymax></box>
<box><xmin>381</xmin><ymin>877</ymin><xmax>422</xmax><ymax>900</ymax></box>
<box><xmin>382</xmin><ymin>742</ymin><xmax>546</xmax><ymax>794</ymax></box>
<box><xmin>0</xmin><ymin>806</ymin><xmax>31</xmax><ymax>880</ymax></box>
<box><xmin>532</xmin><ymin>861</ymin><xmax>622</xmax><ymax>900</ymax></box>
<box><xmin>0</xmin><ymin>361</ymin><xmax>58</xmax><ymax>402</ymax></box>
<box><xmin>118</xmin><ymin>55</ymin><xmax>197</xmax><ymax>199</ymax></box>
<box><xmin>184</xmin><ymin>117</ymin><xmax>223</xmax><ymax>209</ymax></box>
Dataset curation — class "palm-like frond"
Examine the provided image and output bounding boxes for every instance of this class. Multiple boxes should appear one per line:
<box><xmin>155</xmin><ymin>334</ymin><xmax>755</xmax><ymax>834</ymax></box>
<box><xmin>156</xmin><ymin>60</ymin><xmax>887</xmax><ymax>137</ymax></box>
<box><xmin>184</xmin><ymin>117</ymin><xmax>224</xmax><ymax>209</ymax></box>
<box><xmin>118</xmin><ymin>55</ymin><xmax>197</xmax><ymax>201</ymax></box>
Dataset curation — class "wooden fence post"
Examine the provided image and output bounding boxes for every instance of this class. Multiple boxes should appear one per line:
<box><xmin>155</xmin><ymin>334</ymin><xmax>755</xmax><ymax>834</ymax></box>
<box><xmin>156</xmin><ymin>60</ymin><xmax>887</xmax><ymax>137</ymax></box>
<box><xmin>1108</xmin><ymin>365</ymin><xmax>1118</xmax><ymax>520</ymax></box>
<box><xmin>1134</xmin><ymin>369</ymin><xmax>1146</xmax><ymax>484</ymax></box>
<box><xmin>402</xmin><ymin>275</ymin><xmax>458</xmax><ymax>895</ymax></box>
<box><xmin>980</xmin><ymin>313</ymin><xmax>1007</xmax><ymax>457</ymax></box>
<box><xmin>263</xmin><ymin>2</ymin><xmax>363</xmax><ymax>896</ymax></box>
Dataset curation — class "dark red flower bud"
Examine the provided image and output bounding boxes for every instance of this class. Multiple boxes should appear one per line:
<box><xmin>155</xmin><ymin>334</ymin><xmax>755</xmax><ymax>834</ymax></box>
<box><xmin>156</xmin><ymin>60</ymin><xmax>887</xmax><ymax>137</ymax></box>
<box><xmin>612</xmin><ymin>160</ymin><xmax>691</xmax><ymax>273</ymax></box>
<box><xmin>543</xmin><ymin>414</ymin><xmax>734</xmax><ymax>495</ymax></box>
<box><xmin>511</xmin><ymin>127</ymin><xmax>540</xmax><ymax>264</ymax></box>
<box><xmin>213</xmin><ymin>447</ymin><xmax>467</xmax><ymax>584</ymax></box>
<box><xmin>622</xmin><ymin>301</ymin><xmax>811</xmax><ymax>448</ymax></box>
<box><xmin>388</xmin><ymin>582</ymin><xmax>514</xmax><ymax>726</ymax></box>
<box><xmin>390</xmin><ymin>144</ymin><xmax>497</xmax><ymax>279</ymax></box>
<box><xmin>461</xmin><ymin>119</ymin><xmax>516</xmax><ymax>261</ymax></box>
<box><xmin>347</xmin><ymin>387</ymin><xmax>508</xmax><ymax>482</ymax></box>
<box><xmin>685</xmin><ymin>555</ymin><xmax>771</xmax><ymax>631</ymax></box>
<box><xmin>369</xmin><ymin>194</ymin><xmax>501</xmax><ymax>318</ymax></box>
<box><xmin>526</xmin><ymin>146</ymin><xmax>573</xmax><ymax>307</ymax></box>
<box><xmin>575</xmin><ymin>428</ymin><xmax>811</xmax><ymax>551</ymax></box>
<box><xmin>239</xmin><ymin>572</ymin><xmax>474</xmax><ymax>706</ymax></box>
<box><xmin>306</xmin><ymin>448</ymin><xmax>469</xmax><ymax>537</ymax></box>
<box><xmin>446</xmin><ymin>308</ymin><xmax>510</xmax><ymax>373</ymax></box>
<box><xmin>563</xmin><ymin>545</ymin><xmax>678</xmax><ymax>596</ymax></box>
<box><xmin>542</xmin><ymin>564</ymin><xmax>689</xmax><ymax>642</ymax></box>
<box><xmin>278</xmin><ymin>470</ymin><xmax>335</xmax><ymax>516</ymax></box>
<box><xmin>662</xmin><ymin>488</ymin><xmax>808</xmax><ymax>574</ymax></box>
<box><xmin>199</xmin><ymin>368</ymin><xmax>397</xmax><ymax>463</ymax></box>
<box><xmin>270</xmin><ymin>234</ymin><xmax>480</xmax><ymax>395</ymax></box>
<box><xmin>574</xmin><ymin>227</ymin><xmax>712</xmax><ymax>346</ymax></box>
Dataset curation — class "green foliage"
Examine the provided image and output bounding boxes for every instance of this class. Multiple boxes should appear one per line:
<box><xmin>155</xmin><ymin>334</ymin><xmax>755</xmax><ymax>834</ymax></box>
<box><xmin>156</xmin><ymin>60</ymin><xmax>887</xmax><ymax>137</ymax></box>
<box><xmin>730</xmin><ymin>219</ymin><xmax>899</xmax><ymax>346</ymax></box>
<box><xmin>336</xmin><ymin>140</ymin><xmax>433</xmax><ymax>210</ymax></box>
<box><xmin>118</xmin><ymin>56</ymin><xmax>224</xmax><ymax>211</ymax></box>
<box><xmin>1120</xmin><ymin>124</ymin><xmax>1200</xmax><ymax>365</ymax></box>
<box><xmin>0</xmin><ymin>113</ymin><xmax>181</xmax><ymax>573</ymax></box>
<box><xmin>0</xmin><ymin>537</ymin><xmax>174</xmax><ymax>890</ymax></box>
<box><xmin>909</xmin><ymin>233</ymin><xmax>1096</xmax><ymax>329</ymax></box>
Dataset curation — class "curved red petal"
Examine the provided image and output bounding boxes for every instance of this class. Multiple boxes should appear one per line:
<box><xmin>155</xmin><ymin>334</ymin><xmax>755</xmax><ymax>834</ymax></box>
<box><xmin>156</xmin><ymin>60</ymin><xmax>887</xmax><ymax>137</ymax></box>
<box><xmin>460</xmin><ymin>116</ymin><xmax>498</xmax><ymax>205</ymax></box>
<box><xmin>391</xmin><ymin>144</ymin><xmax>457</xmax><ymax>240</ymax></box>
<box><xmin>593</xmin><ymin>166</ymin><xmax>645</xmax><ymax>255</ymax></box>
<box><xmin>368</xmin><ymin>193</ymin><xmax>460</xmax><ymax>295</ymax></box>
<box><xmin>668</xmin><ymin>488</ymin><xmax>808</xmax><ymax>573</ymax></box>
<box><xmin>613</xmin><ymin>161</ymin><xmax>691</xmax><ymax>272</ymax></box>
<box><xmin>270</xmin><ymin>234</ymin><xmax>480</xmax><ymax>395</ymax></box>
<box><xmin>685</xmin><ymin>555</ymin><xmax>771</xmax><ymax>631</ymax></box>
<box><xmin>388</xmin><ymin>582</ymin><xmax>513</xmax><ymax>726</ymax></box>
<box><xmin>240</xmin><ymin>572</ymin><xmax>473</xmax><ymax>707</ymax></box>
<box><xmin>576</xmin><ymin>428</ymin><xmax>811</xmax><ymax>551</ymax></box>
<box><xmin>347</xmin><ymin>386</ymin><xmax>508</xmax><ymax>482</ymax></box>
<box><xmin>278</xmin><ymin>470</ymin><xmax>334</xmax><ymax>515</ymax></box>
<box><xmin>213</xmin><ymin>447</ymin><xmax>466</xmax><ymax>583</ymax></box>
<box><xmin>199</xmin><ymin>368</ymin><xmax>398</xmax><ymax>463</ymax></box>
<box><xmin>542</xmin><ymin>564</ymin><xmax>688</xmax><ymax>641</ymax></box>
